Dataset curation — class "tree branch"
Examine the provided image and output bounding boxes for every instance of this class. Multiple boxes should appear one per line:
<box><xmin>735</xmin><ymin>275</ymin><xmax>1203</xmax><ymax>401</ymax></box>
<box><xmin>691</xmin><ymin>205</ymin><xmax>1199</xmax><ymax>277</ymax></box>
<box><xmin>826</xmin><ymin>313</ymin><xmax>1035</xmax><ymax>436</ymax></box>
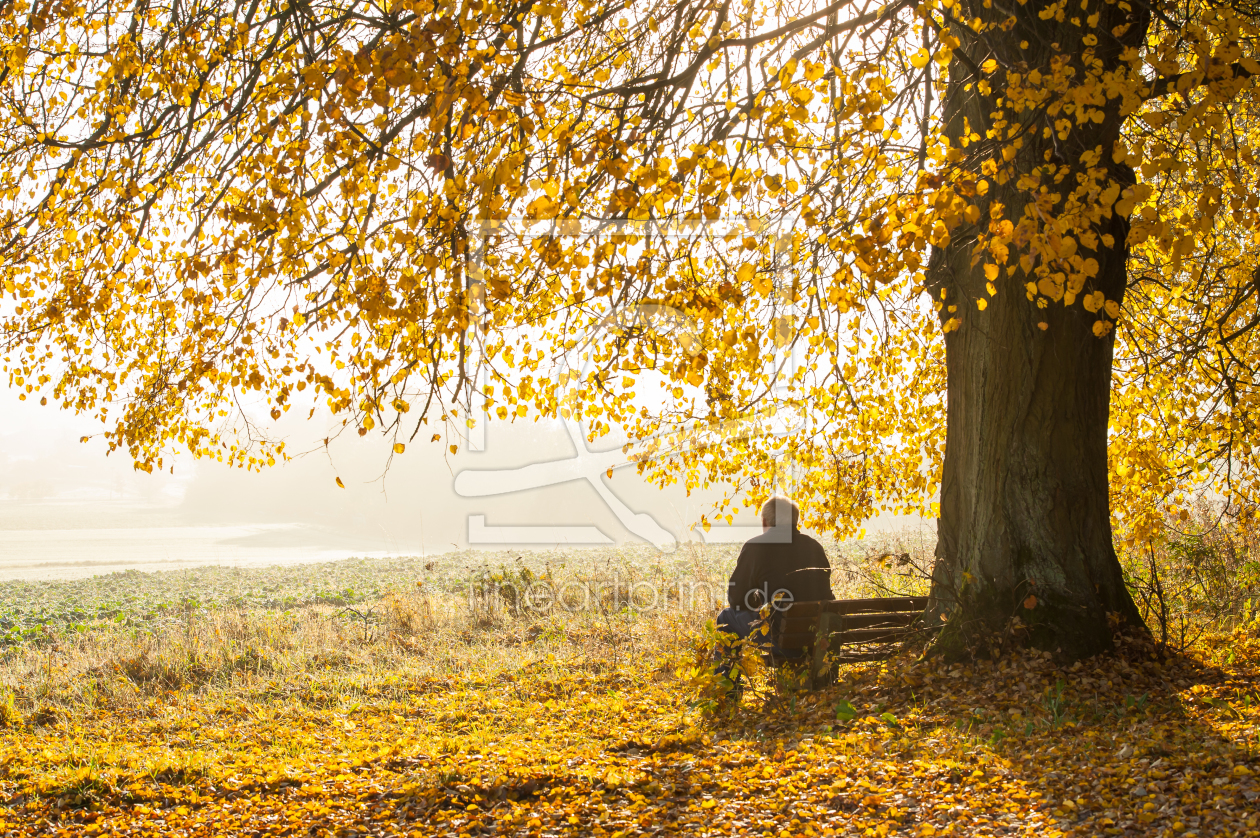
<box><xmin>1144</xmin><ymin>61</ymin><xmax>1256</xmax><ymax>100</ymax></box>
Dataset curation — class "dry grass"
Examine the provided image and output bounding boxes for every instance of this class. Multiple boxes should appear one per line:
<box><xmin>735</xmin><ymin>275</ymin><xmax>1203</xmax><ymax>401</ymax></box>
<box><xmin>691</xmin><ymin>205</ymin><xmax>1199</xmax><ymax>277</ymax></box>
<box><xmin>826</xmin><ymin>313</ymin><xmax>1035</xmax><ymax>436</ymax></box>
<box><xmin>3</xmin><ymin>531</ymin><xmax>1260</xmax><ymax>837</ymax></box>
<box><xmin>1121</xmin><ymin>505</ymin><xmax>1260</xmax><ymax>652</ymax></box>
<box><xmin>1</xmin><ymin>580</ymin><xmax>691</xmax><ymax>722</ymax></box>
<box><xmin>0</xmin><ymin>532</ymin><xmax>934</xmax><ymax>723</ymax></box>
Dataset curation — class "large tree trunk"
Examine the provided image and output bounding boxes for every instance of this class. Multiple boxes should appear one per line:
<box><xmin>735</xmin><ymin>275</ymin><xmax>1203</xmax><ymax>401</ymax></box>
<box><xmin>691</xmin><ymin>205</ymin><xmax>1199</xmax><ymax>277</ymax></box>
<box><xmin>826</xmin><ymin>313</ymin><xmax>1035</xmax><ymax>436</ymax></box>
<box><xmin>927</xmin><ymin>230</ymin><xmax>1148</xmax><ymax>659</ymax></box>
<box><xmin>926</xmin><ymin>0</ymin><xmax>1150</xmax><ymax>660</ymax></box>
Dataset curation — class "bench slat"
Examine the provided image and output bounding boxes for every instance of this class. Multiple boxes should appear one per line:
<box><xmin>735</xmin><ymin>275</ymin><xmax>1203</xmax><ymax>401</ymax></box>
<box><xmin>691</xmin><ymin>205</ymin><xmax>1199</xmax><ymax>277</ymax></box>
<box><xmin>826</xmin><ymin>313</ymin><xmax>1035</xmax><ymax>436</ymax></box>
<box><xmin>777</xmin><ymin>610</ymin><xmax>918</xmax><ymax>635</ymax></box>
<box><xmin>778</xmin><ymin>624</ymin><xmax>923</xmax><ymax>650</ymax></box>
<box><xmin>827</xmin><ymin>625</ymin><xmax>927</xmax><ymax>645</ymax></box>
<box><xmin>830</xmin><ymin>650</ymin><xmax>903</xmax><ymax>664</ymax></box>
<box><xmin>780</xmin><ymin>596</ymin><xmax>928</xmax><ymax>619</ymax></box>
<box><xmin>827</xmin><ymin>596</ymin><xmax>928</xmax><ymax>615</ymax></box>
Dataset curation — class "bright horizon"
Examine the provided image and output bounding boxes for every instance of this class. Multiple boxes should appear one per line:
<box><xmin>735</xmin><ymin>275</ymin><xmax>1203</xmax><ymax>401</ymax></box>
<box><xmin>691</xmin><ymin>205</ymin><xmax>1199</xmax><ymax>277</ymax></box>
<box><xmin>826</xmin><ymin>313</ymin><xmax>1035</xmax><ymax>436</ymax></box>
<box><xmin>0</xmin><ymin>384</ymin><xmax>928</xmax><ymax>581</ymax></box>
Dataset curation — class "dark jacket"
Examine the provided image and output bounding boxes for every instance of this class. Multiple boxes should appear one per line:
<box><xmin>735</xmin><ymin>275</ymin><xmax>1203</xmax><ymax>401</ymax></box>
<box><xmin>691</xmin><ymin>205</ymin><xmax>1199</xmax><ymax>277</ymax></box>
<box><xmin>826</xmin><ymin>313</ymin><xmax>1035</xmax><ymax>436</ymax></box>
<box><xmin>727</xmin><ymin>529</ymin><xmax>834</xmax><ymax>611</ymax></box>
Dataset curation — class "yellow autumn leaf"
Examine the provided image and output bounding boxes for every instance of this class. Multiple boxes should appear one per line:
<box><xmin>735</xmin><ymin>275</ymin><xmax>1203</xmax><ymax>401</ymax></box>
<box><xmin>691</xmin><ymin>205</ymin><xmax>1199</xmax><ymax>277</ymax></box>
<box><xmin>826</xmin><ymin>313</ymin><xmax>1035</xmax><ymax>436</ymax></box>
<box><xmin>5</xmin><ymin>0</ymin><xmax>1260</xmax><ymax>676</ymax></box>
<box><xmin>2</xmin><ymin>557</ymin><xmax>1254</xmax><ymax>836</ymax></box>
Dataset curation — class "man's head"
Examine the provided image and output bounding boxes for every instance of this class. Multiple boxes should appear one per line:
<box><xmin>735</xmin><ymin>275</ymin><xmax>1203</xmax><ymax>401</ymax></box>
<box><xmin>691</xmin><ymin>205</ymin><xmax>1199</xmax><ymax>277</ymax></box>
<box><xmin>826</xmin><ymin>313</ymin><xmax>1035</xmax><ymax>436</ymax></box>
<box><xmin>760</xmin><ymin>496</ymin><xmax>799</xmax><ymax>532</ymax></box>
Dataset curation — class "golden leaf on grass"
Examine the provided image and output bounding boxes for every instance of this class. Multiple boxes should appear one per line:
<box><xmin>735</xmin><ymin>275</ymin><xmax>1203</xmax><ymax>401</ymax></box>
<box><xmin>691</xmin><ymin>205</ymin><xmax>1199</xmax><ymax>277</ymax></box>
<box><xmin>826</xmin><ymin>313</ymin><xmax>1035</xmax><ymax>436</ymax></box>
<box><xmin>2</xmin><ymin>569</ymin><xmax>1258</xmax><ymax>837</ymax></box>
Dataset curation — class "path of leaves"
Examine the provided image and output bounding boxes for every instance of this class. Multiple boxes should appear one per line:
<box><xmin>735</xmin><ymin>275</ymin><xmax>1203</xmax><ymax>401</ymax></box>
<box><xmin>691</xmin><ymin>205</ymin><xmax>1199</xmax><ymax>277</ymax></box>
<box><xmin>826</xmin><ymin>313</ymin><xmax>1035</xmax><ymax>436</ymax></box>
<box><xmin>3</xmin><ymin>632</ymin><xmax>1259</xmax><ymax>837</ymax></box>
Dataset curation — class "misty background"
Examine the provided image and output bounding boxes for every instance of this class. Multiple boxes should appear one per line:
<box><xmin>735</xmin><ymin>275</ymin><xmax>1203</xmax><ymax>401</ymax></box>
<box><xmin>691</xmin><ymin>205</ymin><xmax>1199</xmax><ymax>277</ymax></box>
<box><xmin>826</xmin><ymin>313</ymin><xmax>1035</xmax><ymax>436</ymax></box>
<box><xmin>0</xmin><ymin>389</ymin><xmax>922</xmax><ymax>580</ymax></box>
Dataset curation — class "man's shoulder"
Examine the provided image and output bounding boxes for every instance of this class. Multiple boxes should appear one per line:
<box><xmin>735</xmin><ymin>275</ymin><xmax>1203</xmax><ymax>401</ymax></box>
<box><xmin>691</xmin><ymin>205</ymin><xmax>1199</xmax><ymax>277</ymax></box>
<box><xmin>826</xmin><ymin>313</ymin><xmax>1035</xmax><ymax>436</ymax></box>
<box><xmin>742</xmin><ymin>530</ymin><xmax>826</xmax><ymax>554</ymax></box>
<box><xmin>799</xmin><ymin>531</ymin><xmax>828</xmax><ymax>557</ymax></box>
<box><xmin>743</xmin><ymin>528</ymin><xmax>814</xmax><ymax>543</ymax></box>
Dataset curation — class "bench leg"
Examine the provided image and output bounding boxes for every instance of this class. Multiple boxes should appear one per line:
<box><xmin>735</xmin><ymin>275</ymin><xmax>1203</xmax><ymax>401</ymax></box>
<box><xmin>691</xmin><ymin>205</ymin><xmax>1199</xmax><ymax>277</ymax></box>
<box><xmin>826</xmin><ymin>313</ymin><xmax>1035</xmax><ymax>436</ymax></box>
<box><xmin>811</xmin><ymin>612</ymin><xmax>833</xmax><ymax>689</ymax></box>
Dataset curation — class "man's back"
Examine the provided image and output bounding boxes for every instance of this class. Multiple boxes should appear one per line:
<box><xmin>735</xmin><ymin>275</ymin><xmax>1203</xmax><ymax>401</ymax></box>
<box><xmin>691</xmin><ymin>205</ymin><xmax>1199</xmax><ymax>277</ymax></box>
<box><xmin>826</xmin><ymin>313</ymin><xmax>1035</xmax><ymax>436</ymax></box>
<box><xmin>727</xmin><ymin>529</ymin><xmax>834</xmax><ymax>611</ymax></box>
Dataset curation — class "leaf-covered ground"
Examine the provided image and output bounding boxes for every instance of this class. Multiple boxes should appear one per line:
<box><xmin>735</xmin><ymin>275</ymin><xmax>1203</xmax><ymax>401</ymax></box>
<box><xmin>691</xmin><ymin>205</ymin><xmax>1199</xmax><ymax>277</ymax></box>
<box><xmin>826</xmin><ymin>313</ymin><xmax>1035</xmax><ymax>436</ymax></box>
<box><xmin>3</xmin><ymin>625</ymin><xmax>1259</xmax><ymax>838</ymax></box>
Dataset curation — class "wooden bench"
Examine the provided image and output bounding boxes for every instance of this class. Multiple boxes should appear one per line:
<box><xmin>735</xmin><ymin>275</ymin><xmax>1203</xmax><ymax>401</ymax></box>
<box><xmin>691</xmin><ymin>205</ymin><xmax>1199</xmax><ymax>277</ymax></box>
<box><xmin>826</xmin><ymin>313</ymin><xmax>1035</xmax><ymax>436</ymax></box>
<box><xmin>768</xmin><ymin>596</ymin><xmax>931</xmax><ymax>687</ymax></box>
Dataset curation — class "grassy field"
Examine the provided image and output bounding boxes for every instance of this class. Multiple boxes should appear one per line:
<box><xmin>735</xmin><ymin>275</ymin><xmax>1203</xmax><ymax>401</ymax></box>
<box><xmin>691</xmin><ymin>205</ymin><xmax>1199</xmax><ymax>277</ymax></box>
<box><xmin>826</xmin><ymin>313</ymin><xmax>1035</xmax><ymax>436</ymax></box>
<box><xmin>1</xmin><ymin>534</ymin><xmax>1258</xmax><ymax>837</ymax></box>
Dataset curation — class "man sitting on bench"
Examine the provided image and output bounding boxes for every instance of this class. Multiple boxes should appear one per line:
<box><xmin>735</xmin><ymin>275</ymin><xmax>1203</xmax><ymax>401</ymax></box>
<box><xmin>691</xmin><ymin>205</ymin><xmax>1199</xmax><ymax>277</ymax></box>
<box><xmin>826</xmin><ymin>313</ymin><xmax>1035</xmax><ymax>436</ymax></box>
<box><xmin>715</xmin><ymin>496</ymin><xmax>834</xmax><ymax>673</ymax></box>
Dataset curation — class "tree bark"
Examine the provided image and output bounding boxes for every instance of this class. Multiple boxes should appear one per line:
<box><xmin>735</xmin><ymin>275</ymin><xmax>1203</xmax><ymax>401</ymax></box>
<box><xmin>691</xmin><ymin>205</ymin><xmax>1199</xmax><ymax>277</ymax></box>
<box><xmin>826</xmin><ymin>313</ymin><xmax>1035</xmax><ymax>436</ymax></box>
<box><xmin>926</xmin><ymin>0</ymin><xmax>1150</xmax><ymax>659</ymax></box>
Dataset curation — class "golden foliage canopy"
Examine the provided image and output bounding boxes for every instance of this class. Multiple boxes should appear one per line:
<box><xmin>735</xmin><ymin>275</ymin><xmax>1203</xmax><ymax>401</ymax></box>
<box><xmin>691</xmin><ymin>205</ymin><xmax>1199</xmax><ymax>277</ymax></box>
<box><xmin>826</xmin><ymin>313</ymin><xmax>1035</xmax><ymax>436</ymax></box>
<box><xmin>2</xmin><ymin>0</ymin><xmax>1260</xmax><ymax>540</ymax></box>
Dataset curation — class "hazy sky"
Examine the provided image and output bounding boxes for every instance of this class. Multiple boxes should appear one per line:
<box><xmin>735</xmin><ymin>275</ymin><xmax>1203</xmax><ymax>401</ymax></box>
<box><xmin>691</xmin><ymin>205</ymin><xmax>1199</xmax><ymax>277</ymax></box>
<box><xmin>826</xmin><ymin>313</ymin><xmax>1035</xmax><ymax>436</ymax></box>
<box><xmin>0</xmin><ymin>382</ymin><xmax>926</xmax><ymax>579</ymax></box>
<box><xmin>0</xmin><ymin>385</ymin><xmax>771</xmax><ymax>577</ymax></box>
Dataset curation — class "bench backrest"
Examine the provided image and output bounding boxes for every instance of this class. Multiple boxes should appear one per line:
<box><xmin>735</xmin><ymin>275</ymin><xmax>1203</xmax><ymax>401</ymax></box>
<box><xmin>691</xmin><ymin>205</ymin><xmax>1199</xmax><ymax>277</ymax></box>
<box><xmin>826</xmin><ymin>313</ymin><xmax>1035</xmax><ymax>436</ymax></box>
<box><xmin>772</xmin><ymin>596</ymin><xmax>930</xmax><ymax>655</ymax></box>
